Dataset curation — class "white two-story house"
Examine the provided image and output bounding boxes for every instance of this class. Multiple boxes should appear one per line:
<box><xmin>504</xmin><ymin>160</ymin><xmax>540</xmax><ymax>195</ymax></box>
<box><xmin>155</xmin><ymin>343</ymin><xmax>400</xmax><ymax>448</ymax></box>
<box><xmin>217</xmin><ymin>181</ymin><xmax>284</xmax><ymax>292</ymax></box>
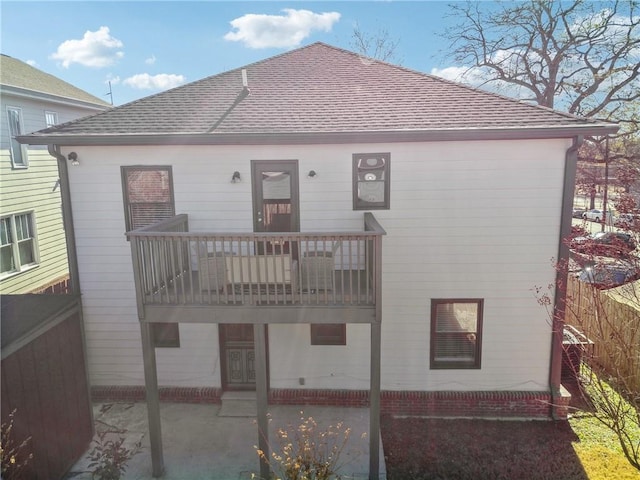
<box><xmin>19</xmin><ymin>43</ymin><xmax>616</xmax><ymax>478</ymax></box>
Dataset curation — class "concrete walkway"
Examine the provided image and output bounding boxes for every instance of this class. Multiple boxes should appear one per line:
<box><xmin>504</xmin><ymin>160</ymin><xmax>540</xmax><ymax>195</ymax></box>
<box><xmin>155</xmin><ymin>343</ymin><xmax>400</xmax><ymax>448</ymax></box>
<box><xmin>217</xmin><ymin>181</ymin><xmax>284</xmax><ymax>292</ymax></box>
<box><xmin>66</xmin><ymin>402</ymin><xmax>385</xmax><ymax>480</ymax></box>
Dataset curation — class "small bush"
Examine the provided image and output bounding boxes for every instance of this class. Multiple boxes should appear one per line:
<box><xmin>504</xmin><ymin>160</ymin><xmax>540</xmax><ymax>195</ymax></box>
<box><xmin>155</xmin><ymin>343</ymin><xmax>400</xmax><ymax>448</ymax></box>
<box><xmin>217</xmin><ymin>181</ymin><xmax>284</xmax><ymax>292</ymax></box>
<box><xmin>0</xmin><ymin>409</ymin><xmax>33</xmax><ymax>480</ymax></box>
<box><xmin>255</xmin><ymin>412</ymin><xmax>361</xmax><ymax>480</ymax></box>
<box><xmin>87</xmin><ymin>430</ymin><xmax>141</xmax><ymax>480</ymax></box>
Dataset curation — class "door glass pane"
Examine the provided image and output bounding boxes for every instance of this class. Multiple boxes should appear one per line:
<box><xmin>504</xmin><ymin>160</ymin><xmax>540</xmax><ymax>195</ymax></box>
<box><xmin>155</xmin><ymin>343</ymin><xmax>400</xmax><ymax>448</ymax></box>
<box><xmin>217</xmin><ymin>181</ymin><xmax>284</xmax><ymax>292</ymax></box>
<box><xmin>261</xmin><ymin>171</ymin><xmax>291</xmax><ymax>232</ymax></box>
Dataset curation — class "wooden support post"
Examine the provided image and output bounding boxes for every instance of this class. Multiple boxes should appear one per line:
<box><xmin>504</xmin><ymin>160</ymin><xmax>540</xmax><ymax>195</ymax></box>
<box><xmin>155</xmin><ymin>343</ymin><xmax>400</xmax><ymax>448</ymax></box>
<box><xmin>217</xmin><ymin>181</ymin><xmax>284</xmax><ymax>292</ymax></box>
<box><xmin>140</xmin><ymin>322</ymin><xmax>165</xmax><ymax>477</ymax></box>
<box><xmin>254</xmin><ymin>324</ymin><xmax>270</xmax><ymax>480</ymax></box>
<box><xmin>369</xmin><ymin>321</ymin><xmax>381</xmax><ymax>480</ymax></box>
<box><xmin>369</xmin><ymin>231</ymin><xmax>383</xmax><ymax>480</ymax></box>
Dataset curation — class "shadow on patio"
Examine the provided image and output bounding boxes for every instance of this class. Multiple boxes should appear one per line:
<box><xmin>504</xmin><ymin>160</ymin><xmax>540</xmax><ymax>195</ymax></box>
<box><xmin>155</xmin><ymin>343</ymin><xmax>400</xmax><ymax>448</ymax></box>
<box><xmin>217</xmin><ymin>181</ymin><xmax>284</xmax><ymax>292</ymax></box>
<box><xmin>66</xmin><ymin>402</ymin><xmax>386</xmax><ymax>480</ymax></box>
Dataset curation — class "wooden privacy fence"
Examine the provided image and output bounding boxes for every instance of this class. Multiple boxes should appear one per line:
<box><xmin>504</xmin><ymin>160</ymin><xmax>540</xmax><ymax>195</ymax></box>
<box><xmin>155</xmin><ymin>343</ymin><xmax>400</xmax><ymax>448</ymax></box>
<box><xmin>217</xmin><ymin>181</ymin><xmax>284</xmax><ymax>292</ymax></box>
<box><xmin>1</xmin><ymin>295</ymin><xmax>92</xmax><ymax>480</ymax></box>
<box><xmin>565</xmin><ymin>276</ymin><xmax>640</xmax><ymax>394</ymax></box>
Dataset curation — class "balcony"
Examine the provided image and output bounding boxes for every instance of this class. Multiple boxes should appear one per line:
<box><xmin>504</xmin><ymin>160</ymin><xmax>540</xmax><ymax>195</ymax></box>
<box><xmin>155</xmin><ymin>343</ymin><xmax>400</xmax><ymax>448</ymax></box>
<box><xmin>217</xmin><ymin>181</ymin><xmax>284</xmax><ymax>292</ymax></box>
<box><xmin>126</xmin><ymin>213</ymin><xmax>385</xmax><ymax>325</ymax></box>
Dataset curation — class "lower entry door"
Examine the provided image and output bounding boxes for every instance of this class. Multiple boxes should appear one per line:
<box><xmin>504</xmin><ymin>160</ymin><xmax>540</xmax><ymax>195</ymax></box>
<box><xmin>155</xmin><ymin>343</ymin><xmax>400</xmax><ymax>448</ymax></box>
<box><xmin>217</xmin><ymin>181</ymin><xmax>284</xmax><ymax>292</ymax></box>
<box><xmin>220</xmin><ymin>324</ymin><xmax>267</xmax><ymax>390</ymax></box>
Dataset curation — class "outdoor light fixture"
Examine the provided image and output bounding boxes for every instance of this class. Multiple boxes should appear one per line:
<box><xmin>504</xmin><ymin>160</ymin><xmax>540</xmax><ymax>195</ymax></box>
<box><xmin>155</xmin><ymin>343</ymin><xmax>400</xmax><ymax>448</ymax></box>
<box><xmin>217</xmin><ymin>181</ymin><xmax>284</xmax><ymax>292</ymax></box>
<box><xmin>231</xmin><ymin>171</ymin><xmax>241</xmax><ymax>183</ymax></box>
<box><xmin>67</xmin><ymin>151</ymin><xmax>79</xmax><ymax>166</ymax></box>
<box><xmin>308</xmin><ymin>170</ymin><xmax>317</xmax><ymax>178</ymax></box>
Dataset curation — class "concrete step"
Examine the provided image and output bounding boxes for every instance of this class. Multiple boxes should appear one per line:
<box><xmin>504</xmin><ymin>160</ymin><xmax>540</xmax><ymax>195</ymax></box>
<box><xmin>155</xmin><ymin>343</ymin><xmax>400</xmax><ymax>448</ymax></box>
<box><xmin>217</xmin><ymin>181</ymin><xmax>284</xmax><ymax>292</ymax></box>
<box><xmin>218</xmin><ymin>391</ymin><xmax>257</xmax><ymax>417</ymax></box>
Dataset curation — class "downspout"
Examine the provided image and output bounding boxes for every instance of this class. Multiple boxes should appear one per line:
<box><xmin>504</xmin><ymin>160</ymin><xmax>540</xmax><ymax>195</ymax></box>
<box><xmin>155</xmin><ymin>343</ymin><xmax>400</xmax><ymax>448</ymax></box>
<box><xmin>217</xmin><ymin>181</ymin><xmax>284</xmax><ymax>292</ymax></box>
<box><xmin>48</xmin><ymin>145</ymin><xmax>81</xmax><ymax>295</ymax></box>
<box><xmin>550</xmin><ymin>135</ymin><xmax>583</xmax><ymax>419</ymax></box>
<box><xmin>48</xmin><ymin>144</ymin><xmax>95</xmax><ymax>434</ymax></box>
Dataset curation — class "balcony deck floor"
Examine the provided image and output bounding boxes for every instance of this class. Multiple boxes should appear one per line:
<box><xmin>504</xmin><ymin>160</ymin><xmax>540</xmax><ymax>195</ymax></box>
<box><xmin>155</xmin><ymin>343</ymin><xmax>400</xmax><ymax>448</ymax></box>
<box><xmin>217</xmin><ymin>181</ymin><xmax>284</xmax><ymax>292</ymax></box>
<box><xmin>143</xmin><ymin>270</ymin><xmax>374</xmax><ymax>306</ymax></box>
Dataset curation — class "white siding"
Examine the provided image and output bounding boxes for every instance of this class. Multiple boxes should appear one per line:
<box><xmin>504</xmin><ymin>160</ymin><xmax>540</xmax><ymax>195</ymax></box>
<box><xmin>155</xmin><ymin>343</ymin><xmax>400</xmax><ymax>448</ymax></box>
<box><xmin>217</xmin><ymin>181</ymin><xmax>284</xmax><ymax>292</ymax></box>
<box><xmin>65</xmin><ymin>139</ymin><xmax>568</xmax><ymax>391</ymax></box>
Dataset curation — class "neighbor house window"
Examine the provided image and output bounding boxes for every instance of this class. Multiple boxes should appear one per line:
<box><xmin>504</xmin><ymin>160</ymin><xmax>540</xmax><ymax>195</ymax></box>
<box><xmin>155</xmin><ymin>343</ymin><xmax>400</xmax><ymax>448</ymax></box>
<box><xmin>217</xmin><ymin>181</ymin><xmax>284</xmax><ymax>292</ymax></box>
<box><xmin>430</xmin><ymin>299</ymin><xmax>483</xmax><ymax>369</ymax></box>
<box><xmin>121</xmin><ymin>166</ymin><xmax>175</xmax><ymax>231</ymax></box>
<box><xmin>311</xmin><ymin>324</ymin><xmax>346</xmax><ymax>345</ymax></box>
<box><xmin>1</xmin><ymin>212</ymin><xmax>38</xmax><ymax>276</ymax></box>
<box><xmin>45</xmin><ymin>111</ymin><xmax>58</xmax><ymax>128</ymax></box>
<box><xmin>353</xmin><ymin>152</ymin><xmax>390</xmax><ymax>210</ymax></box>
<box><xmin>7</xmin><ymin>107</ymin><xmax>27</xmax><ymax>168</ymax></box>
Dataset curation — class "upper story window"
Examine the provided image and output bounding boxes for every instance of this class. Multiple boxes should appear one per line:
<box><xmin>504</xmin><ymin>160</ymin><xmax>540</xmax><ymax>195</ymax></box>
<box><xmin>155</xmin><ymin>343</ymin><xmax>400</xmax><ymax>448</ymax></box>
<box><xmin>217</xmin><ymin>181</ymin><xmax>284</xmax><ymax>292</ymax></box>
<box><xmin>430</xmin><ymin>299</ymin><xmax>483</xmax><ymax>369</ymax></box>
<box><xmin>1</xmin><ymin>212</ymin><xmax>38</xmax><ymax>277</ymax></box>
<box><xmin>353</xmin><ymin>153</ymin><xmax>390</xmax><ymax>210</ymax></box>
<box><xmin>45</xmin><ymin>111</ymin><xmax>58</xmax><ymax>128</ymax></box>
<box><xmin>121</xmin><ymin>166</ymin><xmax>175</xmax><ymax>231</ymax></box>
<box><xmin>7</xmin><ymin>107</ymin><xmax>28</xmax><ymax>168</ymax></box>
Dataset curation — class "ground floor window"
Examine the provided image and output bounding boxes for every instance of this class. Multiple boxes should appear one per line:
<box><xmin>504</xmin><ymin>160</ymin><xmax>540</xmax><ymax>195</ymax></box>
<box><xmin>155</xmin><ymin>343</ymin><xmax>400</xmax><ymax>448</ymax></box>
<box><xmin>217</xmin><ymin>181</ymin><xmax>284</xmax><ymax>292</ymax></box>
<box><xmin>1</xmin><ymin>212</ymin><xmax>38</xmax><ymax>276</ymax></box>
<box><xmin>311</xmin><ymin>324</ymin><xmax>346</xmax><ymax>345</ymax></box>
<box><xmin>152</xmin><ymin>323</ymin><xmax>180</xmax><ymax>348</ymax></box>
<box><xmin>430</xmin><ymin>299</ymin><xmax>483</xmax><ymax>369</ymax></box>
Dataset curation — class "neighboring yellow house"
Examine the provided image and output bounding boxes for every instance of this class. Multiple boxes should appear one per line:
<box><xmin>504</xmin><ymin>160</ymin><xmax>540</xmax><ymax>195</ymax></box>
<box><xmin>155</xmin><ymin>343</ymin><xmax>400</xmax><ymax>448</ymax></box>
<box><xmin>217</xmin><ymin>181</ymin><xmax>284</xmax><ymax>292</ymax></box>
<box><xmin>0</xmin><ymin>54</ymin><xmax>109</xmax><ymax>293</ymax></box>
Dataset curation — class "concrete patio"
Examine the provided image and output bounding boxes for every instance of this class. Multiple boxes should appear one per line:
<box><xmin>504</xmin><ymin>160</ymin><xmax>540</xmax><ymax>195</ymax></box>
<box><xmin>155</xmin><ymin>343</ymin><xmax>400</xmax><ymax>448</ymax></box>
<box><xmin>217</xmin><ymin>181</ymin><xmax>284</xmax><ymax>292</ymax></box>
<box><xmin>65</xmin><ymin>401</ymin><xmax>386</xmax><ymax>480</ymax></box>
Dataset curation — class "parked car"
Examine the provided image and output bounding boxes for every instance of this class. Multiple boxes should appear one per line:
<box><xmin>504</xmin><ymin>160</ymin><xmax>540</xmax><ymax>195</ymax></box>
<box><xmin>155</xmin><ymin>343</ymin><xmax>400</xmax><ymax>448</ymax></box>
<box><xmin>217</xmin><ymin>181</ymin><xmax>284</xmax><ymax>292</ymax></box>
<box><xmin>570</xmin><ymin>231</ymin><xmax>637</xmax><ymax>258</ymax></box>
<box><xmin>577</xmin><ymin>260</ymin><xmax>639</xmax><ymax>288</ymax></box>
<box><xmin>613</xmin><ymin>213</ymin><xmax>640</xmax><ymax>230</ymax></box>
<box><xmin>572</xmin><ymin>208</ymin><xmax>586</xmax><ymax>218</ymax></box>
<box><xmin>582</xmin><ymin>209</ymin><xmax>605</xmax><ymax>222</ymax></box>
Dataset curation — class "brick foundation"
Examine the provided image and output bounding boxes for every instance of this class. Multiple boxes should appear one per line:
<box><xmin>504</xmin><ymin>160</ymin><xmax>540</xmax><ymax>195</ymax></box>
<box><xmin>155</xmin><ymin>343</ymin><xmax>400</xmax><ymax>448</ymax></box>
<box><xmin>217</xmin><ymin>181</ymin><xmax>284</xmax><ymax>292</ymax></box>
<box><xmin>91</xmin><ymin>386</ymin><xmax>567</xmax><ymax>419</ymax></box>
<box><xmin>91</xmin><ymin>385</ymin><xmax>222</xmax><ymax>404</ymax></box>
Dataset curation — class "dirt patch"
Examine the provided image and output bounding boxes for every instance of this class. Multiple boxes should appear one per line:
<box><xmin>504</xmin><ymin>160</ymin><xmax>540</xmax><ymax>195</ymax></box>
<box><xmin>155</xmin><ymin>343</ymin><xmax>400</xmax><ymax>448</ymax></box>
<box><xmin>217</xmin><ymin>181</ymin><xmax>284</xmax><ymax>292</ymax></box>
<box><xmin>381</xmin><ymin>416</ymin><xmax>589</xmax><ymax>480</ymax></box>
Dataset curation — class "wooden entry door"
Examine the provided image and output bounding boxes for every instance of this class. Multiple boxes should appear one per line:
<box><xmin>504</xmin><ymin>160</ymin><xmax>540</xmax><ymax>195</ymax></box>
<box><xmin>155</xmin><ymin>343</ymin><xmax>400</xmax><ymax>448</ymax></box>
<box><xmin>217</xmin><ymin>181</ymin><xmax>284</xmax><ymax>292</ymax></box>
<box><xmin>220</xmin><ymin>324</ymin><xmax>267</xmax><ymax>390</ymax></box>
<box><xmin>251</xmin><ymin>160</ymin><xmax>300</xmax><ymax>254</ymax></box>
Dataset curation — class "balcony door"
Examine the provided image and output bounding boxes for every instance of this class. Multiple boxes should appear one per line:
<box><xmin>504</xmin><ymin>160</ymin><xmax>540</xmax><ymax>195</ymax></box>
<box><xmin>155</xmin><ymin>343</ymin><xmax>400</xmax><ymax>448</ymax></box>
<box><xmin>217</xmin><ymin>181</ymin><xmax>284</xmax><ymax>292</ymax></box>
<box><xmin>251</xmin><ymin>160</ymin><xmax>300</xmax><ymax>254</ymax></box>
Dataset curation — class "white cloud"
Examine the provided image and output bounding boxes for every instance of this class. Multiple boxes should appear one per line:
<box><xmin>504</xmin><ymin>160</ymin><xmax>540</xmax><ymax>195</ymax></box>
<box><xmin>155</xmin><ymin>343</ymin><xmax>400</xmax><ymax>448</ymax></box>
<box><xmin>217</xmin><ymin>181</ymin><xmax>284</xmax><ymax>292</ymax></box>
<box><xmin>145</xmin><ymin>55</ymin><xmax>156</xmax><ymax>65</ymax></box>
<box><xmin>26</xmin><ymin>59</ymin><xmax>38</xmax><ymax>67</ymax></box>
<box><xmin>432</xmin><ymin>65</ymin><xmax>535</xmax><ymax>101</ymax></box>
<box><xmin>50</xmin><ymin>26</ymin><xmax>124</xmax><ymax>68</ymax></box>
<box><xmin>122</xmin><ymin>73</ymin><xmax>186</xmax><ymax>90</ymax></box>
<box><xmin>105</xmin><ymin>75</ymin><xmax>121</xmax><ymax>85</ymax></box>
<box><xmin>224</xmin><ymin>8</ymin><xmax>340</xmax><ymax>49</ymax></box>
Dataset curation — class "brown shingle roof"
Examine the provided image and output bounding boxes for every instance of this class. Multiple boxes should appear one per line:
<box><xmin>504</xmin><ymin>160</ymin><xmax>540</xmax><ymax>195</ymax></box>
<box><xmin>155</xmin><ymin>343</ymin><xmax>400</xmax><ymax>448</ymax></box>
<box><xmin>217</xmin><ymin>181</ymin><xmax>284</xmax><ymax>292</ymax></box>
<box><xmin>1</xmin><ymin>54</ymin><xmax>111</xmax><ymax>107</ymax></box>
<box><xmin>19</xmin><ymin>43</ymin><xmax>616</xmax><ymax>145</ymax></box>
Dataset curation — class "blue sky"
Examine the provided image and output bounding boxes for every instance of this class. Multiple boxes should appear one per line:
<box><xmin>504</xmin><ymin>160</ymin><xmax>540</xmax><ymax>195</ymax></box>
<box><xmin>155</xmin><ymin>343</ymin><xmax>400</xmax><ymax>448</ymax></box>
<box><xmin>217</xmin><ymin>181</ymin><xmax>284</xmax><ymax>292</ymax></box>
<box><xmin>2</xmin><ymin>1</ymin><xmax>464</xmax><ymax>106</ymax></box>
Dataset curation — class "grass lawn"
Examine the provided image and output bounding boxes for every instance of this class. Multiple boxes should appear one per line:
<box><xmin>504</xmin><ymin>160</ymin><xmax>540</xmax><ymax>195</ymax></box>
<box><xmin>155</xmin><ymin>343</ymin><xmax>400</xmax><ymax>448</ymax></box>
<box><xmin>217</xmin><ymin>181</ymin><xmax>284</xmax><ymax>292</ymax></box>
<box><xmin>381</xmin><ymin>403</ymin><xmax>640</xmax><ymax>480</ymax></box>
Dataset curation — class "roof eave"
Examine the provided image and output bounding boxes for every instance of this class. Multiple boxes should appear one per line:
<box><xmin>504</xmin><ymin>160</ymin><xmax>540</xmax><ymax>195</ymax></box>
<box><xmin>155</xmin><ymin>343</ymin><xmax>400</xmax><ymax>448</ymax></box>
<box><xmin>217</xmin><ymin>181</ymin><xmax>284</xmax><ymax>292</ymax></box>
<box><xmin>18</xmin><ymin>124</ymin><xmax>619</xmax><ymax>147</ymax></box>
<box><xmin>1</xmin><ymin>84</ymin><xmax>110</xmax><ymax>111</ymax></box>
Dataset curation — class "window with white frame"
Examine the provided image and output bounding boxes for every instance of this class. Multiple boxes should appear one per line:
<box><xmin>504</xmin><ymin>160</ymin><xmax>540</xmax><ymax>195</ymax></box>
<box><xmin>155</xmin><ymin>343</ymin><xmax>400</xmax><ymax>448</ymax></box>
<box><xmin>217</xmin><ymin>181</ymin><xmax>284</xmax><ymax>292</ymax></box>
<box><xmin>1</xmin><ymin>212</ymin><xmax>38</xmax><ymax>276</ymax></box>
<box><xmin>45</xmin><ymin>111</ymin><xmax>58</xmax><ymax>128</ymax></box>
<box><xmin>7</xmin><ymin>107</ymin><xmax>28</xmax><ymax>168</ymax></box>
<box><xmin>353</xmin><ymin>152</ymin><xmax>390</xmax><ymax>210</ymax></box>
<box><xmin>430</xmin><ymin>299</ymin><xmax>483</xmax><ymax>369</ymax></box>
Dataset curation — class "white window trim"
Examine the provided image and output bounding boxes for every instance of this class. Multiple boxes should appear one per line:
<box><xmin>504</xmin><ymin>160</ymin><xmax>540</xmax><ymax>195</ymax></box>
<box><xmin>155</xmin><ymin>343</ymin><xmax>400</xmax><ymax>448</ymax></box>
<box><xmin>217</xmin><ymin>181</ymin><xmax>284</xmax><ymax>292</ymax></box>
<box><xmin>6</xmin><ymin>106</ymin><xmax>28</xmax><ymax>168</ymax></box>
<box><xmin>1</xmin><ymin>211</ymin><xmax>40</xmax><ymax>279</ymax></box>
<box><xmin>45</xmin><ymin>110</ymin><xmax>59</xmax><ymax>128</ymax></box>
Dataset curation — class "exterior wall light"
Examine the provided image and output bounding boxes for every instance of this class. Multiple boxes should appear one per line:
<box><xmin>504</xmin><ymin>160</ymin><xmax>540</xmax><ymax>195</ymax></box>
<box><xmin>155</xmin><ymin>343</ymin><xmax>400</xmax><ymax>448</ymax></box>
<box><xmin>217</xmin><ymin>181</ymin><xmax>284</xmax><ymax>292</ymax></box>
<box><xmin>231</xmin><ymin>171</ymin><xmax>241</xmax><ymax>183</ymax></box>
<box><xmin>67</xmin><ymin>151</ymin><xmax>79</xmax><ymax>166</ymax></box>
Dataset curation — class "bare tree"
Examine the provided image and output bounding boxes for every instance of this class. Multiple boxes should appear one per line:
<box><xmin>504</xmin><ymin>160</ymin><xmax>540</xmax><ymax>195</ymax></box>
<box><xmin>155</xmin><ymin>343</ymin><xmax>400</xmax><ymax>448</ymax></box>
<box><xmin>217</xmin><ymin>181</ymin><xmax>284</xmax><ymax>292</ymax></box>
<box><xmin>445</xmin><ymin>1</ymin><xmax>640</xmax><ymax>469</ymax></box>
<box><xmin>442</xmin><ymin>0</ymin><xmax>639</xmax><ymax>135</ymax></box>
<box><xmin>349</xmin><ymin>22</ymin><xmax>402</xmax><ymax>64</ymax></box>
